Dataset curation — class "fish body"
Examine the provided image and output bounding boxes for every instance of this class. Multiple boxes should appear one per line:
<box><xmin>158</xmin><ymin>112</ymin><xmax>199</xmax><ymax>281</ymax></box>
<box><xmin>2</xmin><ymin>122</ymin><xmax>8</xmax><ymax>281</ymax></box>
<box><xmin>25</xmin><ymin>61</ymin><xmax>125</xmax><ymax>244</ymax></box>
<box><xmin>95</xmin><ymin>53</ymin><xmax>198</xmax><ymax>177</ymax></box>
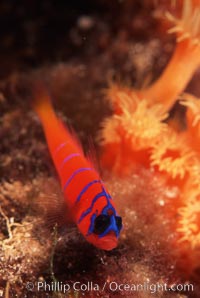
<box><xmin>33</xmin><ymin>85</ymin><xmax>122</xmax><ymax>250</ymax></box>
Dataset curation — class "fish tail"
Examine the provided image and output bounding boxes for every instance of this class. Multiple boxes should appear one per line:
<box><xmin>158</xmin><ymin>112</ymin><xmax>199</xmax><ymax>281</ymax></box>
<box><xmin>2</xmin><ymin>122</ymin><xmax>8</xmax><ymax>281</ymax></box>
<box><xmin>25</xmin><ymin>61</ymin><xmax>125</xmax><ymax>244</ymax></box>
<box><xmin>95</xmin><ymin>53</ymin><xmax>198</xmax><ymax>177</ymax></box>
<box><xmin>31</xmin><ymin>81</ymin><xmax>56</xmax><ymax>123</ymax></box>
<box><xmin>31</xmin><ymin>81</ymin><xmax>74</xmax><ymax>164</ymax></box>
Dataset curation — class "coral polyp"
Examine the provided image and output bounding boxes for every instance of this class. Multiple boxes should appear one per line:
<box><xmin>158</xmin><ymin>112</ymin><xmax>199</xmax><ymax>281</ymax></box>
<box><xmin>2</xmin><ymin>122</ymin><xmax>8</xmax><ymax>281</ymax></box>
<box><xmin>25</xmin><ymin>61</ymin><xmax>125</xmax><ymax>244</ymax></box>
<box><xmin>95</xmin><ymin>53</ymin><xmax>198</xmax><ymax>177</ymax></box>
<box><xmin>100</xmin><ymin>86</ymin><xmax>168</xmax><ymax>173</ymax></box>
<box><xmin>166</xmin><ymin>0</ymin><xmax>200</xmax><ymax>44</ymax></box>
<box><xmin>177</xmin><ymin>195</ymin><xmax>200</xmax><ymax>249</ymax></box>
<box><xmin>134</xmin><ymin>0</ymin><xmax>200</xmax><ymax>112</ymax></box>
<box><xmin>181</xmin><ymin>93</ymin><xmax>200</xmax><ymax>145</ymax></box>
<box><xmin>150</xmin><ymin>131</ymin><xmax>195</xmax><ymax>179</ymax></box>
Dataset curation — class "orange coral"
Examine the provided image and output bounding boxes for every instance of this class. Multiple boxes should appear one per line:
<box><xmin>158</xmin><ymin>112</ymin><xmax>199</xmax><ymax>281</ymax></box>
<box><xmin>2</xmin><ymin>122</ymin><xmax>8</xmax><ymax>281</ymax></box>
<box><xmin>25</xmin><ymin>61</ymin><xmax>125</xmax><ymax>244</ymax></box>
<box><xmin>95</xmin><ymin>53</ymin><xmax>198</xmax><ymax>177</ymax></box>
<box><xmin>99</xmin><ymin>0</ymin><xmax>200</xmax><ymax>275</ymax></box>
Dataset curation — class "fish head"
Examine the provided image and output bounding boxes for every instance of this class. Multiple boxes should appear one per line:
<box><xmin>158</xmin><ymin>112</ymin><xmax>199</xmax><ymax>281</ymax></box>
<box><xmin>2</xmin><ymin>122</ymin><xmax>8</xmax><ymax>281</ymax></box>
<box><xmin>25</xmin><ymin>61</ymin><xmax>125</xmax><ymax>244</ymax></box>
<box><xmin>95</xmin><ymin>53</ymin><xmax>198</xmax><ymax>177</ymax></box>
<box><xmin>85</xmin><ymin>213</ymin><xmax>123</xmax><ymax>250</ymax></box>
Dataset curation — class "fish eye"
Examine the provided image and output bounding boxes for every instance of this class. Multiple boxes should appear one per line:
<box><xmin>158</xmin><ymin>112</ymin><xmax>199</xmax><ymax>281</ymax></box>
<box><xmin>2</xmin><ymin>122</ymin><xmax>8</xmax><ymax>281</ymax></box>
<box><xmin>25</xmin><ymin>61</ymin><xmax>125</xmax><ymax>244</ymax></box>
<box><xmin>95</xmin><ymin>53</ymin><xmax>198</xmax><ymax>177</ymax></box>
<box><xmin>93</xmin><ymin>214</ymin><xmax>110</xmax><ymax>235</ymax></box>
<box><xmin>115</xmin><ymin>216</ymin><xmax>122</xmax><ymax>231</ymax></box>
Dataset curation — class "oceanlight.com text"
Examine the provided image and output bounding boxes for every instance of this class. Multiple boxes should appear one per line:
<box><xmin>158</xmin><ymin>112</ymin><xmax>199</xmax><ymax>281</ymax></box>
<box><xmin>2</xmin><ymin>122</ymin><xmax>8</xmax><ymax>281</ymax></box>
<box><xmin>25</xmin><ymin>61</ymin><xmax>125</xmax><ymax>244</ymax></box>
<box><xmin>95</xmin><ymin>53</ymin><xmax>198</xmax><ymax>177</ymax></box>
<box><xmin>25</xmin><ymin>280</ymin><xmax>194</xmax><ymax>294</ymax></box>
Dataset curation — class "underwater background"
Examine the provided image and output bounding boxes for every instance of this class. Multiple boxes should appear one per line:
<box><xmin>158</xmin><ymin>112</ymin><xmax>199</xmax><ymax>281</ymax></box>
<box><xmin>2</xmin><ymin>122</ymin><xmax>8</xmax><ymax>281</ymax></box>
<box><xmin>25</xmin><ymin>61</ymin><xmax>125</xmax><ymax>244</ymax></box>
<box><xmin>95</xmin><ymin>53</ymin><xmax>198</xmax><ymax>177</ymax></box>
<box><xmin>0</xmin><ymin>0</ymin><xmax>200</xmax><ymax>297</ymax></box>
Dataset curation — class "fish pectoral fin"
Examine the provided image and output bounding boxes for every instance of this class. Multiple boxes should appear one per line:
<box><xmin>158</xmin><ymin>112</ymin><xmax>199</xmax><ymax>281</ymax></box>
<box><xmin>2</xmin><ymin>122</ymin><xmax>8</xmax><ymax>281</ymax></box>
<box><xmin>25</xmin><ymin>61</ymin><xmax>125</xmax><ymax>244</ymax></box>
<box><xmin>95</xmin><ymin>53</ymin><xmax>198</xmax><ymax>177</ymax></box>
<box><xmin>45</xmin><ymin>201</ymin><xmax>73</xmax><ymax>228</ymax></box>
<box><xmin>32</xmin><ymin>178</ymin><xmax>74</xmax><ymax>229</ymax></box>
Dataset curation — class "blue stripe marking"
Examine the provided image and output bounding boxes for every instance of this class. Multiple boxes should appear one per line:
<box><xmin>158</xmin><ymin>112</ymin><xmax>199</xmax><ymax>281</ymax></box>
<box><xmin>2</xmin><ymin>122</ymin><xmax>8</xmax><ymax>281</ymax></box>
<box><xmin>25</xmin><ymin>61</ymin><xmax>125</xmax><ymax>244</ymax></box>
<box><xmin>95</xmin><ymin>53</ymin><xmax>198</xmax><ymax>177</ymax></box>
<box><xmin>63</xmin><ymin>167</ymin><xmax>93</xmax><ymax>191</ymax></box>
<box><xmin>60</xmin><ymin>153</ymin><xmax>80</xmax><ymax>169</ymax></box>
<box><xmin>76</xmin><ymin>179</ymin><xmax>100</xmax><ymax>203</ymax></box>
<box><xmin>98</xmin><ymin>214</ymin><xmax>120</xmax><ymax>238</ymax></box>
<box><xmin>78</xmin><ymin>191</ymin><xmax>105</xmax><ymax>223</ymax></box>
<box><xmin>101</xmin><ymin>201</ymin><xmax>116</xmax><ymax>216</ymax></box>
<box><xmin>78</xmin><ymin>187</ymin><xmax>112</xmax><ymax>224</ymax></box>
<box><xmin>87</xmin><ymin>213</ymin><xmax>97</xmax><ymax>236</ymax></box>
<box><xmin>54</xmin><ymin>141</ymin><xmax>69</xmax><ymax>155</ymax></box>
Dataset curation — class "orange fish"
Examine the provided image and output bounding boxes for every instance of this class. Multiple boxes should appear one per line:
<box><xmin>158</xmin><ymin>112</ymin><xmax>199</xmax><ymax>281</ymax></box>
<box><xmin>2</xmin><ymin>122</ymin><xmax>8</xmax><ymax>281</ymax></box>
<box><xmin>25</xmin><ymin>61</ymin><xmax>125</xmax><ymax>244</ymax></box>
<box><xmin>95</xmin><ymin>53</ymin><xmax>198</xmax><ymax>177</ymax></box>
<box><xmin>33</xmin><ymin>84</ymin><xmax>122</xmax><ymax>250</ymax></box>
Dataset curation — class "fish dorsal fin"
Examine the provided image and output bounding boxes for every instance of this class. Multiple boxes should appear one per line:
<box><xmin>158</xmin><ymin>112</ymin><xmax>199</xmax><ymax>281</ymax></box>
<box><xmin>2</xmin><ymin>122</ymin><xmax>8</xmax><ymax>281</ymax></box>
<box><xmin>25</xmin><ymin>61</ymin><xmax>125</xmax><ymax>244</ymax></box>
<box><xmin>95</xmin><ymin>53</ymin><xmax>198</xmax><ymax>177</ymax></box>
<box><xmin>58</xmin><ymin>119</ymin><xmax>100</xmax><ymax>174</ymax></box>
<box><xmin>58</xmin><ymin>119</ymin><xmax>85</xmax><ymax>155</ymax></box>
<box><xmin>86</xmin><ymin>136</ymin><xmax>101</xmax><ymax>174</ymax></box>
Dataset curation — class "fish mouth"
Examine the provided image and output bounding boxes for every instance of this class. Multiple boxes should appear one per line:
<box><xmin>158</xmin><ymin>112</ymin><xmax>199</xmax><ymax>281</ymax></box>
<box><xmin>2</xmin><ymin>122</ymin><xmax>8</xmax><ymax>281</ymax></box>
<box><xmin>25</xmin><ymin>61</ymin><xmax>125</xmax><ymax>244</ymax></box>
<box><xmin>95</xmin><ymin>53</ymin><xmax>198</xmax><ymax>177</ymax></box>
<box><xmin>96</xmin><ymin>235</ymin><xmax>118</xmax><ymax>251</ymax></box>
